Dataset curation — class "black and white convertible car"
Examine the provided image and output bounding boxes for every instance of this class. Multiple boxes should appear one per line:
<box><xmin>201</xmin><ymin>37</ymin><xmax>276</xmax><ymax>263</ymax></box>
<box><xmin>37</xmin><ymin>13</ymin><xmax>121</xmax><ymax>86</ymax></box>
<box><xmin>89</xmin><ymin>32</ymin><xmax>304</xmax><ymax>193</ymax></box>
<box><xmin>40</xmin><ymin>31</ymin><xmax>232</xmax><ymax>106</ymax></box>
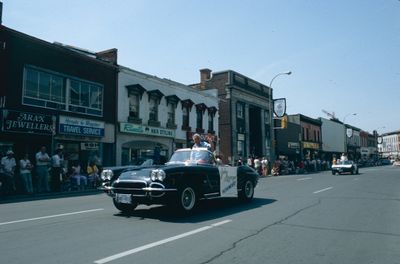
<box><xmin>101</xmin><ymin>148</ymin><xmax>259</xmax><ymax>213</ymax></box>
<box><xmin>331</xmin><ymin>160</ymin><xmax>359</xmax><ymax>175</ymax></box>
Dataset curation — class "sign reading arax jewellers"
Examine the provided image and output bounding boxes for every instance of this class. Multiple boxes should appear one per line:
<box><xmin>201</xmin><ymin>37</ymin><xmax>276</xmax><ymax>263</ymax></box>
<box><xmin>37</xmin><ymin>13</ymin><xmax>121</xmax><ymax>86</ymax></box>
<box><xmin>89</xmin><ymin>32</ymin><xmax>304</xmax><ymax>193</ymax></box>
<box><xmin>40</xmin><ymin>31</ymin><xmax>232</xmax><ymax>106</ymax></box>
<box><xmin>1</xmin><ymin>110</ymin><xmax>54</xmax><ymax>135</ymax></box>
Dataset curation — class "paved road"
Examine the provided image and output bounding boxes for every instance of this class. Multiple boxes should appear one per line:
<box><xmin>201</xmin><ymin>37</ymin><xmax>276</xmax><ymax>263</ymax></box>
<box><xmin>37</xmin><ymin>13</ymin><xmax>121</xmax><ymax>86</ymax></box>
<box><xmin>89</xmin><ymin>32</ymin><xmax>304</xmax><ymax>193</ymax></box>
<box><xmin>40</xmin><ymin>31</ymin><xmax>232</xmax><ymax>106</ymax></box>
<box><xmin>1</xmin><ymin>166</ymin><xmax>400</xmax><ymax>264</ymax></box>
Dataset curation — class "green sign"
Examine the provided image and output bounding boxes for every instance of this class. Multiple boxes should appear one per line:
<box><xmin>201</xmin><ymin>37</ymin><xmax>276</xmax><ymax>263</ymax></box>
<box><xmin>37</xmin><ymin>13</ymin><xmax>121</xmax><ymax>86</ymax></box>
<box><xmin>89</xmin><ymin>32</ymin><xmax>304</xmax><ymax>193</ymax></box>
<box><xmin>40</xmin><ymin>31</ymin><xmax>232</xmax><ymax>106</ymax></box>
<box><xmin>120</xmin><ymin>123</ymin><xmax>175</xmax><ymax>138</ymax></box>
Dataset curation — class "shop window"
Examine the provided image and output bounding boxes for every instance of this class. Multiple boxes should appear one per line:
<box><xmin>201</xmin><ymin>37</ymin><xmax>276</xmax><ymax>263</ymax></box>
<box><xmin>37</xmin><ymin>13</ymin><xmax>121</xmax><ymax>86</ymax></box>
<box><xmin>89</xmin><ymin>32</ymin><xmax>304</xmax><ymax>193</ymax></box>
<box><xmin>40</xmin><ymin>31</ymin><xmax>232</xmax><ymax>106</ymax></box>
<box><xmin>237</xmin><ymin>141</ymin><xmax>244</xmax><ymax>156</ymax></box>
<box><xmin>264</xmin><ymin>110</ymin><xmax>270</xmax><ymax>124</ymax></box>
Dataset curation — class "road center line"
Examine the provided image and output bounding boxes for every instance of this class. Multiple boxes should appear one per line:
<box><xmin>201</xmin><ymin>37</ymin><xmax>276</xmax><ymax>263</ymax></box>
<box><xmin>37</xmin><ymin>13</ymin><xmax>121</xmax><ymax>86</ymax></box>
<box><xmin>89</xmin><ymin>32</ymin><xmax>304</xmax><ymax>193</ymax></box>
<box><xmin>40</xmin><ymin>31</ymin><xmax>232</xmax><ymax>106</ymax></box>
<box><xmin>94</xmin><ymin>219</ymin><xmax>232</xmax><ymax>264</ymax></box>
<box><xmin>0</xmin><ymin>208</ymin><xmax>104</xmax><ymax>226</ymax></box>
<box><xmin>313</xmin><ymin>187</ymin><xmax>333</xmax><ymax>194</ymax></box>
<box><xmin>297</xmin><ymin>177</ymin><xmax>312</xmax><ymax>181</ymax></box>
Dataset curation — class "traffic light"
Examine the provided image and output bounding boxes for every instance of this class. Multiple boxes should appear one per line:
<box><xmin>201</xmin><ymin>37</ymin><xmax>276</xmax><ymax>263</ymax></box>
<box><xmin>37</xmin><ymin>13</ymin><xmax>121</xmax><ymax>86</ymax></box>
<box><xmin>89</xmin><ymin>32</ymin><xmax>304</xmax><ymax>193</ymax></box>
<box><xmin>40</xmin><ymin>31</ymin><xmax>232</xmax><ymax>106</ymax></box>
<box><xmin>281</xmin><ymin>115</ymin><xmax>288</xmax><ymax>129</ymax></box>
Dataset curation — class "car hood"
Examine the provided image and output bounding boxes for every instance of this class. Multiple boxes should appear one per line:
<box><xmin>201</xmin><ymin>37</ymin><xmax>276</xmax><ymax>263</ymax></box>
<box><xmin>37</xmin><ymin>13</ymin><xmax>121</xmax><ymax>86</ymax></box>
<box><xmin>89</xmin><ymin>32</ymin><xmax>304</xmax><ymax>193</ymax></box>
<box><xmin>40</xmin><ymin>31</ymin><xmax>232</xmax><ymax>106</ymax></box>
<box><xmin>332</xmin><ymin>164</ymin><xmax>352</xmax><ymax>168</ymax></box>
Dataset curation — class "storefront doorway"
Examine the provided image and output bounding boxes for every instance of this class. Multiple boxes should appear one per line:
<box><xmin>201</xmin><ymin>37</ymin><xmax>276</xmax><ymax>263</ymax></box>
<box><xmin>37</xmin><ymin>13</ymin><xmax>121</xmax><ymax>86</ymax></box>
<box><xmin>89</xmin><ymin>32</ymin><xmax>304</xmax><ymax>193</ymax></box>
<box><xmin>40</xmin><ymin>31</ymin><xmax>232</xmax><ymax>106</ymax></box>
<box><xmin>121</xmin><ymin>141</ymin><xmax>169</xmax><ymax>165</ymax></box>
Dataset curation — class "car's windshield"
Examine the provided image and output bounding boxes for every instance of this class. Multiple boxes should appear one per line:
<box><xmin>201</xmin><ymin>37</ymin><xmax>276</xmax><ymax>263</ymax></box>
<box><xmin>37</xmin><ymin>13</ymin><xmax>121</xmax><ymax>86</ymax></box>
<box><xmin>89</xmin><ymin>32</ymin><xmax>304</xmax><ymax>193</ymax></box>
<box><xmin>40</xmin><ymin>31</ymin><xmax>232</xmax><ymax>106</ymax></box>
<box><xmin>168</xmin><ymin>150</ymin><xmax>213</xmax><ymax>164</ymax></box>
<box><xmin>337</xmin><ymin>160</ymin><xmax>352</xmax><ymax>165</ymax></box>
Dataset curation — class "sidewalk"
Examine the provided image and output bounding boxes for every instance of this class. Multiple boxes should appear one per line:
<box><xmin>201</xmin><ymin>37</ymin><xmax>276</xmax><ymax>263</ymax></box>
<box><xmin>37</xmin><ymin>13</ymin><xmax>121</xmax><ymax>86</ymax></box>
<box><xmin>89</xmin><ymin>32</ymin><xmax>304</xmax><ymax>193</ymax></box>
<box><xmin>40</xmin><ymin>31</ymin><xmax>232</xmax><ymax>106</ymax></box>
<box><xmin>0</xmin><ymin>188</ymin><xmax>102</xmax><ymax>204</ymax></box>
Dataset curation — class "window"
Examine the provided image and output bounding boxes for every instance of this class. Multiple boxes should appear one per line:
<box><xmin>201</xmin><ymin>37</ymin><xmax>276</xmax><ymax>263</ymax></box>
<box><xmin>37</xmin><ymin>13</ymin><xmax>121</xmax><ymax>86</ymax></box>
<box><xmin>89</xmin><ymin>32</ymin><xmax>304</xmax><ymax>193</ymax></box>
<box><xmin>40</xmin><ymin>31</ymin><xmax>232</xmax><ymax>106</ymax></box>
<box><xmin>167</xmin><ymin>103</ymin><xmax>175</xmax><ymax>124</ymax></box>
<box><xmin>68</xmin><ymin>79</ymin><xmax>103</xmax><ymax>116</ymax></box>
<box><xmin>129</xmin><ymin>93</ymin><xmax>140</xmax><ymax>118</ymax></box>
<box><xmin>264</xmin><ymin>110</ymin><xmax>270</xmax><ymax>124</ymax></box>
<box><xmin>237</xmin><ymin>141</ymin><xmax>244</xmax><ymax>156</ymax></box>
<box><xmin>149</xmin><ymin>97</ymin><xmax>158</xmax><ymax>121</ymax></box>
<box><xmin>237</xmin><ymin>102</ymin><xmax>244</xmax><ymax>119</ymax></box>
<box><xmin>182</xmin><ymin>106</ymin><xmax>189</xmax><ymax>128</ymax></box>
<box><xmin>208</xmin><ymin>112</ymin><xmax>214</xmax><ymax>132</ymax></box>
<box><xmin>23</xmin><ymin>66</ymin><xmax>103</xmax><ymax>116</ymax></box>
<box><xmin>196</xmin><ymin>108</ymin><xmax>203</xmax><ymax>129</ymax></box>
<box><xmin>23</xmin><ymin>67</ymin><xmax>66</xmax><ymax>109</ymax></box>
<box><xmin>165</xmin><ymin>95</ymin><xmax>180</xmax><ymax>126</ymax></box>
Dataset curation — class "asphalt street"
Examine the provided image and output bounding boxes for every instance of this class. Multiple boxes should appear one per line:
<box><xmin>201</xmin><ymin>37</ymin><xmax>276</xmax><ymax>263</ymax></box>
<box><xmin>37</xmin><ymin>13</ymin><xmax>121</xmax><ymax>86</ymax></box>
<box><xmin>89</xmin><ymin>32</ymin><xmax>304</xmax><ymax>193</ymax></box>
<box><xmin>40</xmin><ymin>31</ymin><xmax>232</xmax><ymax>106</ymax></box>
<box><xmin>1</xmin><ymin>165</ymin><xmax>400</xmax><ymax>264</ymax></box>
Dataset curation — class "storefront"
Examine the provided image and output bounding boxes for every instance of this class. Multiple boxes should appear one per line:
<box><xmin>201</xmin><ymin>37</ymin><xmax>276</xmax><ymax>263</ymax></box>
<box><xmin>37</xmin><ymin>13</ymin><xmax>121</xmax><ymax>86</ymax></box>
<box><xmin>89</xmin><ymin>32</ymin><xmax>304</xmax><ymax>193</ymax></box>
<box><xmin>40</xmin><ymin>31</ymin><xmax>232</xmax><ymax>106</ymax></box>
<box><xmin>0</xmin><ymin>109</ymin><xmax>55</xmax><ymax>161</ymax></box>
<box><xmin>117</xmin><ymin>122</ymin><xmax>175</xmax><ymax>165</ymax></box>
<box><xmin>55</xmin><ymin>115</ymin><xmax>114</xmax><ymax>169</ymax></box>
<box><xmin>302</xmin><ymin>141</ymin><xmax>321</xmax><ymax>160</ymax></box>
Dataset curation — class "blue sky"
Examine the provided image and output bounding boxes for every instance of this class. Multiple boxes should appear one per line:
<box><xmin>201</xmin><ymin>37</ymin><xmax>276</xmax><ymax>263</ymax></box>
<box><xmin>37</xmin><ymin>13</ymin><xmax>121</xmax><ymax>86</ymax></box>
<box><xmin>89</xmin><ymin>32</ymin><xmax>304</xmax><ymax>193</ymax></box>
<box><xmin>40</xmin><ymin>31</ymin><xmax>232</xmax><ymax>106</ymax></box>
<box><xmin>2</xmin><ymin>0</ymin><xmax>399</xmax><ymax>134</ymax></box>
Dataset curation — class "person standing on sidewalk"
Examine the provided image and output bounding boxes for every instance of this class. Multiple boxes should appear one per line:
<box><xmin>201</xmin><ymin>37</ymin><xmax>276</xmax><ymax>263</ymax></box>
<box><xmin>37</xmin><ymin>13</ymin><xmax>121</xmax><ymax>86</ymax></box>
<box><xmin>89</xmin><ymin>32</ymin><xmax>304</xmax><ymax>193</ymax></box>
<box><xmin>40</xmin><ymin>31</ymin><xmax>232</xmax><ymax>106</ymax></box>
<box><xmin>0</xmin><ymin>150</ymin><xmax>17</xmax><ymax>195</ymax></box>
<box><xmin>19</xmin><ymin>153</ymin><xmax>34</xmax><ymax>194</ymax></box>
<box><xmin>51</xmin><ymin>148</ymin><xmax>64</xmax><ymax>192</ymax></box>
<box><xmin>36</xmin><ymin>146</ymin><xmax>50</xmax><ymax>193</ymax></box>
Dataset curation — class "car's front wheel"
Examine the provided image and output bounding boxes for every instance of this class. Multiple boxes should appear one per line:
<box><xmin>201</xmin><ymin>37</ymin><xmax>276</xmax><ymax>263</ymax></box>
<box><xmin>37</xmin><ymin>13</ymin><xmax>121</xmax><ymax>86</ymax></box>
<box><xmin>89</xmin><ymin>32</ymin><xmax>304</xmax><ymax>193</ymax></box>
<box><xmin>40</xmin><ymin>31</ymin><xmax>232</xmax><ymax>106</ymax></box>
<box><xmin>239</xmin><ymin>179</ymin><xmax>254</xmax><ymax>202</ymax></box>
<box><xmin>178</xmin><ymin>185</ymin><xmax>197</xmax><ymax>212</ymax></box>
<box><xmin>113</xmin><ymin>198</ymin><xmax>138</xmax><ymax>214</ymax></box>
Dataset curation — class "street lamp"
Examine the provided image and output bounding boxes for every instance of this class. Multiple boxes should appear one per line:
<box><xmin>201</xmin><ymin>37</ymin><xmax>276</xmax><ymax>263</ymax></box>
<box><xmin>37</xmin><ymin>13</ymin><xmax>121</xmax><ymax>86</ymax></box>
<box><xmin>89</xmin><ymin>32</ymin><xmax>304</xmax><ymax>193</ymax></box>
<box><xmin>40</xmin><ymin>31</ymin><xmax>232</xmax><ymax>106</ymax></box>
<box><xmin>269</xmin><ymin>71</ymin><xmax>292</xmax><ymax>88</ymax></box>
<box><xmin>269</xmin><ymin>71</ymin><xmax>292</xmax><ymax>162</ymax></box>
<box><xmin>343</xmin><ymin>113</ymin><xmax>357</xmax><ymax>124</ymax></box>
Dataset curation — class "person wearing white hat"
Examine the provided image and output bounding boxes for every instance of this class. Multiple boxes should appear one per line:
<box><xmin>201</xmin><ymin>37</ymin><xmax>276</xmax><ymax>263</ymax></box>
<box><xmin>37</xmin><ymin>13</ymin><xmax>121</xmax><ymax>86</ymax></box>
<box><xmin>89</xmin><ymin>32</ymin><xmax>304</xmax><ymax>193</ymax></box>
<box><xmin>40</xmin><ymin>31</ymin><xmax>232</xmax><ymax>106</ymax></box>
<box><xmin>0</xmin><ymin>150</ymin><xmax>16</xmax><ymax>195</ymax></box>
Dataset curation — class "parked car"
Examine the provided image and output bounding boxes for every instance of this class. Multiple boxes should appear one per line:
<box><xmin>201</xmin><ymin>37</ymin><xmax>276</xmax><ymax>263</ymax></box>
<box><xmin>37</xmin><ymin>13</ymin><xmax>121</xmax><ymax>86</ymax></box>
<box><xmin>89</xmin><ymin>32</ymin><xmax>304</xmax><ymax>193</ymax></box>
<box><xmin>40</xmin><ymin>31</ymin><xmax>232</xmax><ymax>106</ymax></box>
<box><xmin>379</xmin><ymin>159</ymin><xmax>391</xmax><ymax>166</ymax></box>
<box><xmin>101</xmin><ymin>148</ymin><xmax>259</xmax><ymax>214</ymax></box>
<box><xmin>332</xmin><ymin>160</ymin><xmax>359</xmax><ymax>175</ymax></box>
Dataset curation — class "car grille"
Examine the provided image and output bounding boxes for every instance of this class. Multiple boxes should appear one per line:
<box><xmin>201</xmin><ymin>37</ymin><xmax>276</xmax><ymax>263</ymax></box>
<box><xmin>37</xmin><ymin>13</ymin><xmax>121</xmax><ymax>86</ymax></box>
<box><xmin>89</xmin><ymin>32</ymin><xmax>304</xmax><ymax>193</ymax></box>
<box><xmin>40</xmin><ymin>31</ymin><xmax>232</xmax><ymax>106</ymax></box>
<box><xmin>114</xmin><ymin>180</ymin><xmax>147</xmax><ymax>196</ymax></box>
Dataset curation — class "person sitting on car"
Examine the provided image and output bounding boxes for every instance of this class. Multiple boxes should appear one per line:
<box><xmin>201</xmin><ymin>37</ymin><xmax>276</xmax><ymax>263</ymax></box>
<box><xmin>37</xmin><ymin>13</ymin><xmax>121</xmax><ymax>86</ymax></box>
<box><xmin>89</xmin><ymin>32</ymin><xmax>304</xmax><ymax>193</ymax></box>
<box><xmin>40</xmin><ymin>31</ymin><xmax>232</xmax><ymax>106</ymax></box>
<box><xmin>192</xmin><ymin>133</ymin><xmax>214</xmax><ymax>152</ymax></box>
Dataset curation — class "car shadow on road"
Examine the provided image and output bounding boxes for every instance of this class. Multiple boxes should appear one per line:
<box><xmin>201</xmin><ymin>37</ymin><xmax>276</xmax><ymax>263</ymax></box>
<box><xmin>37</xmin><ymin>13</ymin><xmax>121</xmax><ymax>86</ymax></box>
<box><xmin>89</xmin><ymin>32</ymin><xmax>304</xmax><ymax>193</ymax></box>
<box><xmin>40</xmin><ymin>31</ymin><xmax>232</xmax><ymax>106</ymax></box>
<box><xmin>113</xmin><ymin>197</ymin><xmax>276</xmax><ymax>223</ymax></box>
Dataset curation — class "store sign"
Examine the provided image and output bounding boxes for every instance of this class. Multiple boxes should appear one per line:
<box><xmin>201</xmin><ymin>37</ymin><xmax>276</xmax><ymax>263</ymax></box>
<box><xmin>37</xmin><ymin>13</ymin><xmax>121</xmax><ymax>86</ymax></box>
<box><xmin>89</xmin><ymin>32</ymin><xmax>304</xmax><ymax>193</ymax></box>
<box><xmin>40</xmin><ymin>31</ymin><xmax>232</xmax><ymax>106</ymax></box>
<box><xmin>59</xmin><ymin>116</ymin><xmax>104</xmax><ymax>137</ymax></box>
<box><xmin>302</xmin><ymin>142</ymin><xmax>320</xmax><ymax>149</ymax></box>
<box><xmin>273</xmin><ymin>98</ymin><xmax>286</xmax><ymax>118</ymax></box>
<box><xmin>120</xmin><ymin>122</ymin><xmax>175</xmax><ymax>138</ymax></box>
<box><xmin>288</xmin><ymin>142</ymin><xmax>300</xmax><ymax>149</ymax></box>
<box><xmin>238</xmin><ymin>133</ymin><xmax>245</xmax><ymax>141</ymax></box>
<box><xmin>80</xmin><ymin>142</ymin><xmax>99</xmax><ymax>150</ymax></box>
<box><xmin>1</xmin><ymin>109</ymin><xmax>54</xmax><ymax>135</ymax></box>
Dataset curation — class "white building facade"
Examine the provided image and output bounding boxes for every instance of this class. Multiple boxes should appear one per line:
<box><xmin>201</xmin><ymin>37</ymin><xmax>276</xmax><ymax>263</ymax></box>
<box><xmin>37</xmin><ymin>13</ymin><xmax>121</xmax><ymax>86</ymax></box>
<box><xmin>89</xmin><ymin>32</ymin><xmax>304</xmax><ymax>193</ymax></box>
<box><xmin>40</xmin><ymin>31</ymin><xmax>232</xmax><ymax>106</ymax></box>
<box><xmin>320</xmin><ymin>118</ymin><xmax>345</xmax><ymax>158</ymax></box>
<box><xmin>378</xmin><ymin>131</ymin><xmax>400</xmax><ymax>158</ymax></box>
<box><xmin>116</xmin><ymin>66</ymin><xmax>219</xmax><ymax>165</ymax></box>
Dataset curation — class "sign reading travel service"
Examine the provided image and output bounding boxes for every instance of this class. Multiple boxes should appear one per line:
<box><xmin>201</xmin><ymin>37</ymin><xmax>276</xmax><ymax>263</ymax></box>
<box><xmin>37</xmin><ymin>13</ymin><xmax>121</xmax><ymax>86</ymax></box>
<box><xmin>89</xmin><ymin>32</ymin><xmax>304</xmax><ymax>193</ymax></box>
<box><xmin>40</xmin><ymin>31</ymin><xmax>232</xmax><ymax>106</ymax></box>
<box><xmin>59</xmin><ymin>116</ymin><xmax>104</xmax><ymax>137</ymax></box>
<box><xmin>120</xmin><ymin>122</ymin><xmax>175</xmax><ymax>138</ymax></box>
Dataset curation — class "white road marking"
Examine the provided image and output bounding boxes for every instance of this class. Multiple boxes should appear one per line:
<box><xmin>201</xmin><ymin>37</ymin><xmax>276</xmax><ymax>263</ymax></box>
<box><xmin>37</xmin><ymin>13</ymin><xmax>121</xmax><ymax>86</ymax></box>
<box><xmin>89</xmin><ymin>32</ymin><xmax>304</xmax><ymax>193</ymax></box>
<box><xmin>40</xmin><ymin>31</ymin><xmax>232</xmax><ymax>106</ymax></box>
<box><xmin>0</xmin><ymin>208</ymin><xmax>104</xmax><ymax>226</ymax></box>
<box><xmin>297</xmin><ymin>177</ymin><xmax>312</xmax><ymax>181</ymax></box>
<box><xmin>354</xmin><ymin>178</ymin><xmax>359</xmax><ymax>181</ymax></box>
<box><xmin>94</xmin><ymin>219</ymin><xmax>233</xmax><ymax>264</ymax></box>
<box><xmin>313</xmin><ymin>187</ymin><xmax>333</xmax><ymax>194</ymax></box>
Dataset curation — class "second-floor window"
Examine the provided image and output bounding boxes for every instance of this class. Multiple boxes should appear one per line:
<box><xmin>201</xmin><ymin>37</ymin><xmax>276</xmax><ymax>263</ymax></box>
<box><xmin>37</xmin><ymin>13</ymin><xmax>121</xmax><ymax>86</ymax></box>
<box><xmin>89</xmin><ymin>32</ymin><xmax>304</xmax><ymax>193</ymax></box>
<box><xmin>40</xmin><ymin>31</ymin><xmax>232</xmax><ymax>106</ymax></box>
<box><xmin>182</xmin><ymin>106</ymin><xmax>189</xmax><ymax>128</ymax></box>
<box><xmin>208</xmin><ymin>112</ymin><xmax>214</xmax><ymax>132</ymax></box>
<box><xmin>23</xmin><ymin>66</ymin><xmax>103</xmax><ymax>116</ymax></box>
<box><xmin>167</xmin><ymin>103</ymin><xmax>175</xmax><ymax>125</ymax></box>
<box><xmin>129</xmin><ymin>93</ymin><xmax>140</xmax><ymax>118</ymax></box>
<box><xmin>196</xmin><ymin>108</ymin><xmax>203</xmax><ymax>129</ymax></box>
<box><xmin>149</xmin><ymin>97</ymin><xmax>158</xmax><ymax>121</ymax></box>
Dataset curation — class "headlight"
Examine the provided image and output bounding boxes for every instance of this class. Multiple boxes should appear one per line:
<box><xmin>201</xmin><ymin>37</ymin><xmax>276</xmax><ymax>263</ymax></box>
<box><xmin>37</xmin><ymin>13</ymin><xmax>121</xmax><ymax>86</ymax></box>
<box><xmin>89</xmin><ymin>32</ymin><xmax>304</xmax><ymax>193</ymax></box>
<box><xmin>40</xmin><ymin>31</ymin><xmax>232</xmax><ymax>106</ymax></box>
<box><xmin>101</xmin><ymin>169</ymin><xmax>113</xmax><ymax>181</ymax></box>
<box><xmin>150</xmin><ymin>169</ymin><xmax>166</xmax><ymax>181</ymax></box>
